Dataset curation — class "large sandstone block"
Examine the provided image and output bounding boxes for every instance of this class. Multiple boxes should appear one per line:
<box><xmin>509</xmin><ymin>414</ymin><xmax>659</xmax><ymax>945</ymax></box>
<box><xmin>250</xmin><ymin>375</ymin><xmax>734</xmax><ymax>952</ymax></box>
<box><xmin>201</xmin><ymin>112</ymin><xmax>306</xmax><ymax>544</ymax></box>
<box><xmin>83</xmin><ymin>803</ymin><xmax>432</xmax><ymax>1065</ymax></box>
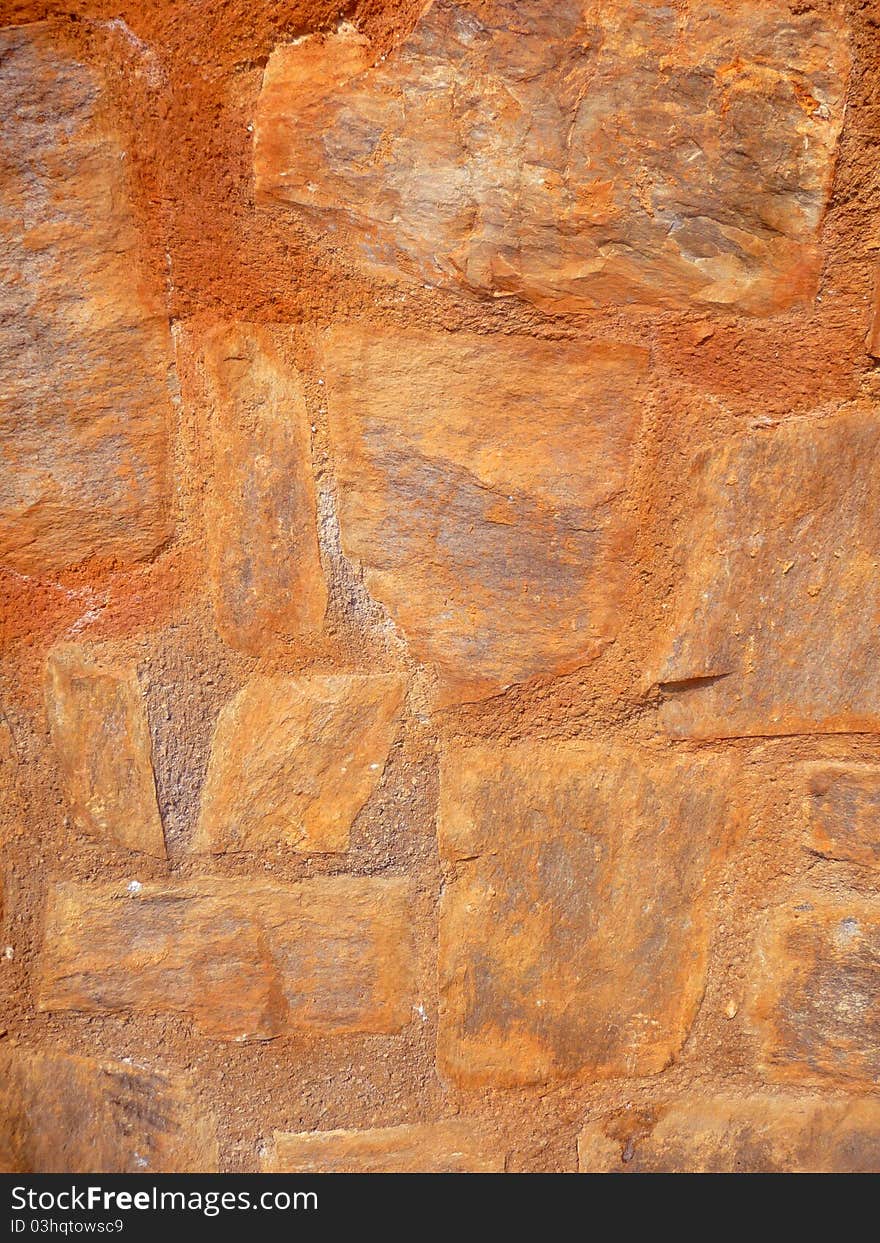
<box><xmin>46</xmin><ymin>645</ymin><xmax>165</xmax><ymax>858</ymax></box>
<box><xmin>578</xmin><ymin>1095</ymin><xmax>880</xmax><ymax>1173</ymax></box>
<box><xmin>0</xmin><ymin>1044</ymin><xmax>217</xmax><ymax>1173</ymax></box>
<box><xmin>748</xmin><ymin>889</ymin><xmax>880</xmax><ymax>1086</ymax></box>
<box><xmin>200</xmin><ymin>325</ymin><xmax>327</xmax><ymax>652</ymax></box>
<box><xmin>803</xmin><ymin>763</ymin><xmax>880</xmax><ymax>867</ymax></box>
<box><xmin>193</xmin><ymin>673</ymin><xmax>406</xmax><ymax>854</ymax></box>
<box><xmin>264</xmin><ymin>1121</ymin><xmax>505</xmax><ymax>1173</ymax></box>
<box><xmin>438</xmin><ymin>741</ymin><xmax>743</xmax><ymax>1086</ymax></box>
<box><xmin>324</xmin><ymin>328</ymin><xmax>648</xmax><ymax>702</ymax></box>
<box><xmin>0</xmin><ymin>22</ymin><xmax>173</xmax><ymax>574</ymax></box>
<box><xmin>39</xmin><ymin>876</ymin><xmax>415</xmax><ymax>1039</ymax></box>
<box><xmin>657</xmin><ymin>409</ymin><xmax>880</xmax><ymax>738</ymax></box>
<box><xmin>255</xmin><ymin>1</ymin><xmax>848</xmax><ymax>315</ymax></box>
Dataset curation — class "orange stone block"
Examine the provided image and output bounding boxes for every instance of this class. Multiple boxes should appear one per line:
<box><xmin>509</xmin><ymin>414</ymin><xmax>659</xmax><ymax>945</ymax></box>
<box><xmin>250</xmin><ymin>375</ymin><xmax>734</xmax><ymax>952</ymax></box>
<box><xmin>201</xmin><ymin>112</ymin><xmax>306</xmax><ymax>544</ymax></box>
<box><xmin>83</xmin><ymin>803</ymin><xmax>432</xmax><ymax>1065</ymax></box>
<box><xmin>39</xmin><ymin>876</ymin><xmax>415</xmax><ymax>1039</ymax></box>
<box><xmin>264</xmin><ymin>1121</ymin><xmax>505</xmax><ymax>1173</ymax></box>
<box><xmin>256</xmin><ymin>1</ymin><xmax>848</xmax><ymax>315</ymax></box>
<box><xmin>193</xmin><ymin>673</ymin><xmax>407</xmax><ymax>854</ymax></box>
<box><xmin>199</xmin><ymin>324</ymin><xmax>327</xmax><ymax>652</ymax></box>
<box><xmin>803</xmin><ymin>763</ymin><xmax>880</xmax><ymax>867</ymax></box>
<box><xmin>323</xmin><ymin>328</ymin><xmax>648</xmax><ymax>702</ymax></box>
<box><xmin>0</xmin><ymin>1044</ymin><xmax>217</xmax><ymax>1173</ymax></box>
<box><xmin>45</xmin><ymin>645</ymin><xmax>165</xmax><ymax>858</ymax></box>
<box><xmin>657</xmin><ymin>408</ymin><xmax>880</xmax><ymax>738</ymax></box>
<box><xmin>747</xmin><ymin>889</ymin><xmax>880</xmax><ymax>1086</ymax></box>
<box><xmin>437</xmin><ymin>740</ymin><xmax>743</xmax><ymax>1086</ymax></box>
<box><xmin>578</xmin><ymin>1095</ymin><xmax>880</xmax><ymax>1173</ymax></box>
<box><xmin>0</xmin><ymin>22</ymin><xmax>173</xmax><ymax>573</ymax></box>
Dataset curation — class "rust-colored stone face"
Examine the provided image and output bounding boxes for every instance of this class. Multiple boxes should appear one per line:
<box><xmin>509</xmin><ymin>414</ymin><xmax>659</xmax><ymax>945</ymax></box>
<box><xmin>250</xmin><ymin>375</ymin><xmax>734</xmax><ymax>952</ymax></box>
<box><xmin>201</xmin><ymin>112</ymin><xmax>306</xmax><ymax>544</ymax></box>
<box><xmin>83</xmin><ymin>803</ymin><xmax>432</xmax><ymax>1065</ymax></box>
<box><xmin>194</xmin><ymin>673</ymin><xmax>407</xmax><ymax>853</ymax></box>
<box><xmin>0</xmin><ymin>22</ymin><xmax>173</xmax><ymax>574</ymax></box>
<box><xmin>0</xmin><ymin>1044</ymin><xmax>218</xmax><ymax>1173</ymax></box>
<box><xmin>265</xmin><ymin>1121</ymin><xmax>506</xmax><ymax>1172</ymax></box>
<box><xmin>578</xmin><ymin>1096</ymin><xmax>880</xmax><ymax>1173</ymax></box>
<box><xmin>324</xmin><ymin>328</ymin><xmax>648</xmax><ymax>702</ymax></box>
<box><xmin>45</xmin><ymin>645</ymin><xmax>165</xmax><ymax>858</ymax></box>
<box><xmin>199</xmin><ymin>324</ymin><xmax>327</xmax><ymax>652</ymax></box>
<box><xmin>38</xmin><ymin>876</ymin><xmax>416</xmax><ymax>1039</ymax></box>
<box><xmin>747</xmin><ymin>890</ymin><xmax>880</xmax><ymax>1087</ymax></box>
<box><xmin>803</xmin><ymin>763</ymin><xmax>880</xmax><ymax>867</ymax></box>
<box><xmin>256</xmin><ymin>1</ymin><xmax>848</xmax><ymax>315</ymax></box>
<box><xmin>437</xmin><ymin>741</ymin><xmax>743</xmax><ymax>1086</ymax></box>
<box><xmin>657</xmin><ymin>409</ymin><xmax>880</xmax><ymax>739</ymax></box>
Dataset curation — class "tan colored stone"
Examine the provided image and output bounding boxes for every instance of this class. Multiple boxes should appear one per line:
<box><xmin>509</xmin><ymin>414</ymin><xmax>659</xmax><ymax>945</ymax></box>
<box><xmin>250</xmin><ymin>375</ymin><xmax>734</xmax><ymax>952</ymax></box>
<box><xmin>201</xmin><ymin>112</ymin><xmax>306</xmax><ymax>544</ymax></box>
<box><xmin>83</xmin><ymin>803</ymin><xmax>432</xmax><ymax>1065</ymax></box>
<box><xmin>867</xmin><ymin>269</ymin><xmax>880</xmax><ymax>359</ymax></box>
<box><xmin>324</xmin><ymin>327</ymin><xmax>648</xmax><ymax>703</ymax></box>
<box><xmin>39</xmin><ymin>875</ymin><xmax>415</xmax><ymax>1039</ymax></box>
<box><xmin>656</xmin><ymin>408</ymin><xmax>880</xmax><ymax>738</ymax></box>
<box><xmin>255</xmin><ymin>2</ymin><xmax>848</xmax><ymax>316</ymax></box>
<box><xmin>193</xmin><ymin>673</ymin><xmax>406</xmax><ymax>854</ymax></box>
<box><xmin>264</xmin><ymin>1121</ymin><xmax>505</xmax><ymax>1173</ymax></box>
<box><xmin>0</xmin><ymin>1043</ymin><xmax>218</xmax><ymax>1173</ymax></box>
<box><xmin>0</xmin><ymin>22</ymin><xmax>173</xmax><ymax>574</ymax></box>
<box><xmin>437</xmin><ymin>740</ymin><xmax>743</xmax><ymax>1086</ymax></box>
<box><xmin>200</xmin><ymin>324</ymin><xmax>326</xmax><ymax>652</ymax></box>
<box><xmin>747</xmin><ymin>889</ymin><xmax>880</xmax><ymax>1086</ymax></box>
<box><xmin>578</xmin><ymin>1095</ymin><xmax>880</xmax><ymax>1173</ymax></box>
<box><xmin>803</xmin><ymin>763</ymin><xmax>880</xmax><ymax>867</ymax></box>
<box><xmin>46</xmin><ymin>645</ymin><xmax>165</xmax><ymax>858</ymax></box>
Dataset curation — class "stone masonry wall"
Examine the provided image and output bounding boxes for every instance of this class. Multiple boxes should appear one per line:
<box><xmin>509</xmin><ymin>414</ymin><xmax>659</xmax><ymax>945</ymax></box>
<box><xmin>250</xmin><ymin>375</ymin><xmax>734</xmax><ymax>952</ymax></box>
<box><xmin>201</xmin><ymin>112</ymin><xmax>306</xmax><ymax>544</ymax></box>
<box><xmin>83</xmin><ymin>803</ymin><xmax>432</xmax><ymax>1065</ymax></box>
<box><xmin>1</xmin><ymin>0</ymin><xmax>879</xmax><ymax>1173</ymax></box>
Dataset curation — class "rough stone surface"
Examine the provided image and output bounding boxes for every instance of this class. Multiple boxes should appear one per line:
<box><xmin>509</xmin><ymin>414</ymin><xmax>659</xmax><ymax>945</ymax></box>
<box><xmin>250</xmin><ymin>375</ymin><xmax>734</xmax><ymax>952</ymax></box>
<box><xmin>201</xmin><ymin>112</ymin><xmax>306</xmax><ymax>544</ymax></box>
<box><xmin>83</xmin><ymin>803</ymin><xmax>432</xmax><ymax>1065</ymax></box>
<box><xmin>193</xmin><ymin>673</ymin><xmax>407</xmax><ymax>854</ymax></box>
<box><xmin>578</xmin><ymin>1095</ymin><xmax>880</xmax><ymax>1173</ymax></box>
<box><xmin>264</xmin><ymin>1121</ymin><xmax>505</xmax><ymax>1172</ymax></box>
<box><xmin>38</xmin><ymin>876</ymin><xmax>415</xmax><ymax>1039</ymax></box>
<box><xmin>0</xmin><ymin>22</ymin><xmax>173</xmax><ymax>574</ymax></box>
<box><xmin>437</xmin><ymin>740</ymin><xmax>743</xmax><ymax>1086</ymax></box>
<box><xmin>0</xmin><ymin>1044</ymin><xmax>218</xmax><ymax>1173</ymax></box>
<box><xmin>803</xmin><ymin>763</ymin><xmax>880</xmax><ymax>867</ymax></box>
<box><xmin>200</xmin><ymin>324</ymin><xmax>327</xmax><ymax>652</ymax></box>
<box><xmin>256</xmin><ymin>1</ymin><xmax>849</xmax><ymax>315</ymax></box>
<box><xmin>45</xmin><ymin>645</ymin><xmax>165</xmax><ymax>858</ymax></box>
<box><xmin>657</xmin><ymin>409</ymin><xmax>880</xmax><ymax>739</ymax></box>
<box><xmin>748</xmin><ymin>889</ymin><xmax>880</xmax><ymax>1087</ymax></box>
<box><xmin>324</xmin><ymin>327</ymin><xmax>648</xmax><ymax>702</ymax></box>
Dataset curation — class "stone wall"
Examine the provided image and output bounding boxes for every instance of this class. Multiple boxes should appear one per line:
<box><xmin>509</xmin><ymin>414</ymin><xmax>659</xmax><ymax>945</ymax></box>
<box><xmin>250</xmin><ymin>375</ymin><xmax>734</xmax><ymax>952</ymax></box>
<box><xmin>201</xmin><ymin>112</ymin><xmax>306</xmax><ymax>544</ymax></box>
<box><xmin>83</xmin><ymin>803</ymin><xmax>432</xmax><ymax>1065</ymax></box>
<box><xmin>1</xmin><ymin>0</ymin><xmax>879</xmax><ymax>1174</ymax></box>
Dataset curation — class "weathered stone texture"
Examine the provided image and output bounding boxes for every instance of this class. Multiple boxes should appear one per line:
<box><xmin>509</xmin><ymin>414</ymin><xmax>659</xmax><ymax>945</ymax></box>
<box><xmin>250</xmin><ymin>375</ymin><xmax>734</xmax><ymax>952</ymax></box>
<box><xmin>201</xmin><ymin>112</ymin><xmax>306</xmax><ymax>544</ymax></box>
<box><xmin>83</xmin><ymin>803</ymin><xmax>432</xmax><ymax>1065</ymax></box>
<box><xmin>748</xmin><ymin>890</ymin><xmax>880</xmax><ymax>1086</ymax></box>
<box><xmin>200</xmin><ymin>324</ymin><xmax>326</xmax><ymax>652</ymax></box>
<box><xmin>264</xmin><ymin>1121</ymin><xmax>505</xmax><ymax>1173</ymax></box>
<box><xmin>0</xmin><ymin>1044</ymin><xmax>217</xmax><ymax>1173</ymax></box>
<box><xmin>803</xmin><ymin>763</ymin><xmax>880</xmax><ymax>867</ymax></box>
<box><xmin>438</xmin><ymin>741</ymin><xmax>742</xmax><ymax>1086</ymax></box>
<box><xmin>193</xmin><ymin>673</ymin><xmax>406</xmax><ymax>854</ymax></box>
<box><xmin>46</xmin><ymin>645</ymin><xmax>165</xmax><ymax>858</ymax></box>
<box><xmin>657</xmin><ymin>409</ymin><xmax>880</xmax><ymax>738</ymax></box>
<box><xmin>324</xmin><ymin>327</ymin><xmax>647</xmax><ymax>702</ymax></box>
<box><xmin>0</xmin><ymin>22</ymin><xmax>173</xmax><ymax>574</ymax></box>
<box><xmin>39</xmin><ymin>876</ymin><xmax>415</xmax><ymax>1039</ymax></box>
<box><xmin>256</xmin><ymin>1</ymin><xmax>848</xmax><ymax>315</ymax></box>
<box><xmin>578</xmin><ymin>1096</ymin><xmax>880</xmax><ymax>1173</ymax></box>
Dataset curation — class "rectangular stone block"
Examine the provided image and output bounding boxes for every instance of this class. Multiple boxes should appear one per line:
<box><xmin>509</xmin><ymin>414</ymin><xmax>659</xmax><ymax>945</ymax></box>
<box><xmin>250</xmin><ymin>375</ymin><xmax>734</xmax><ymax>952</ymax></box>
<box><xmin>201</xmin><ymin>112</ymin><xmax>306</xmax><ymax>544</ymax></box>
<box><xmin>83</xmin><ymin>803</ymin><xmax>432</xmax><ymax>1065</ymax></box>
<box><xmin>39</xmin><ymin>876</ymin><xmax>415</xmax><ymax>1039</ymax></box>
<box><xmin>803</xmin><ymin>763</ymin><xmax>880</xmax><ymax>866</ymax></box>
<box><xmin>193</xmin><ymin>673</ymin><xmax>406</xmax><ymax>854</ymax></box>
<box><xmin>46</xmin><ymin>645</ymin><xmax>165</xmax><ymax>858</ymax></box>
<box><xmin>264</xmin><ymin>1121</ymin><xmax>505</xmax><ymax>1173</ymax></box>
<box><xmin>438</xmin><ymin>740</ymin><xmax>743</xmax><ymax>1086</ymax></box>
<box><xmin>256</xmin><ymin>1</ymin><xmax>848</xmax><ymax>315</ymax></box>
<box><xmin>657</xmin><ymin>408</ymin><xmax>880</xmax><ymax>738</ymax></box>
<box><xmin>324</xmin><ymin>327</ymin><xmax>648</xmax><ymax>703</ymax></box>
<box><xmin>747</xmin><ymin>889</ymin><xmax>880</xmax><ymax>1086</ymax></box>
<box><xmin>578</xmin><ymin>1095</ymin><xmax>880</xmax><ymax>1173</ymax></box>
<box><xmin>0</xmin><ymin>22</ymin><xmax>173</xmax><ymax>573</ymax></box>
<box><xmin>199</xmin><ymin>324</ymin><xmax>326</xmax><ymax>652</ymax></box>
<box><xmin>0</xmin><ymin>1044</ymin><xmax>217</xmax><ymax>1173</ymax></box>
